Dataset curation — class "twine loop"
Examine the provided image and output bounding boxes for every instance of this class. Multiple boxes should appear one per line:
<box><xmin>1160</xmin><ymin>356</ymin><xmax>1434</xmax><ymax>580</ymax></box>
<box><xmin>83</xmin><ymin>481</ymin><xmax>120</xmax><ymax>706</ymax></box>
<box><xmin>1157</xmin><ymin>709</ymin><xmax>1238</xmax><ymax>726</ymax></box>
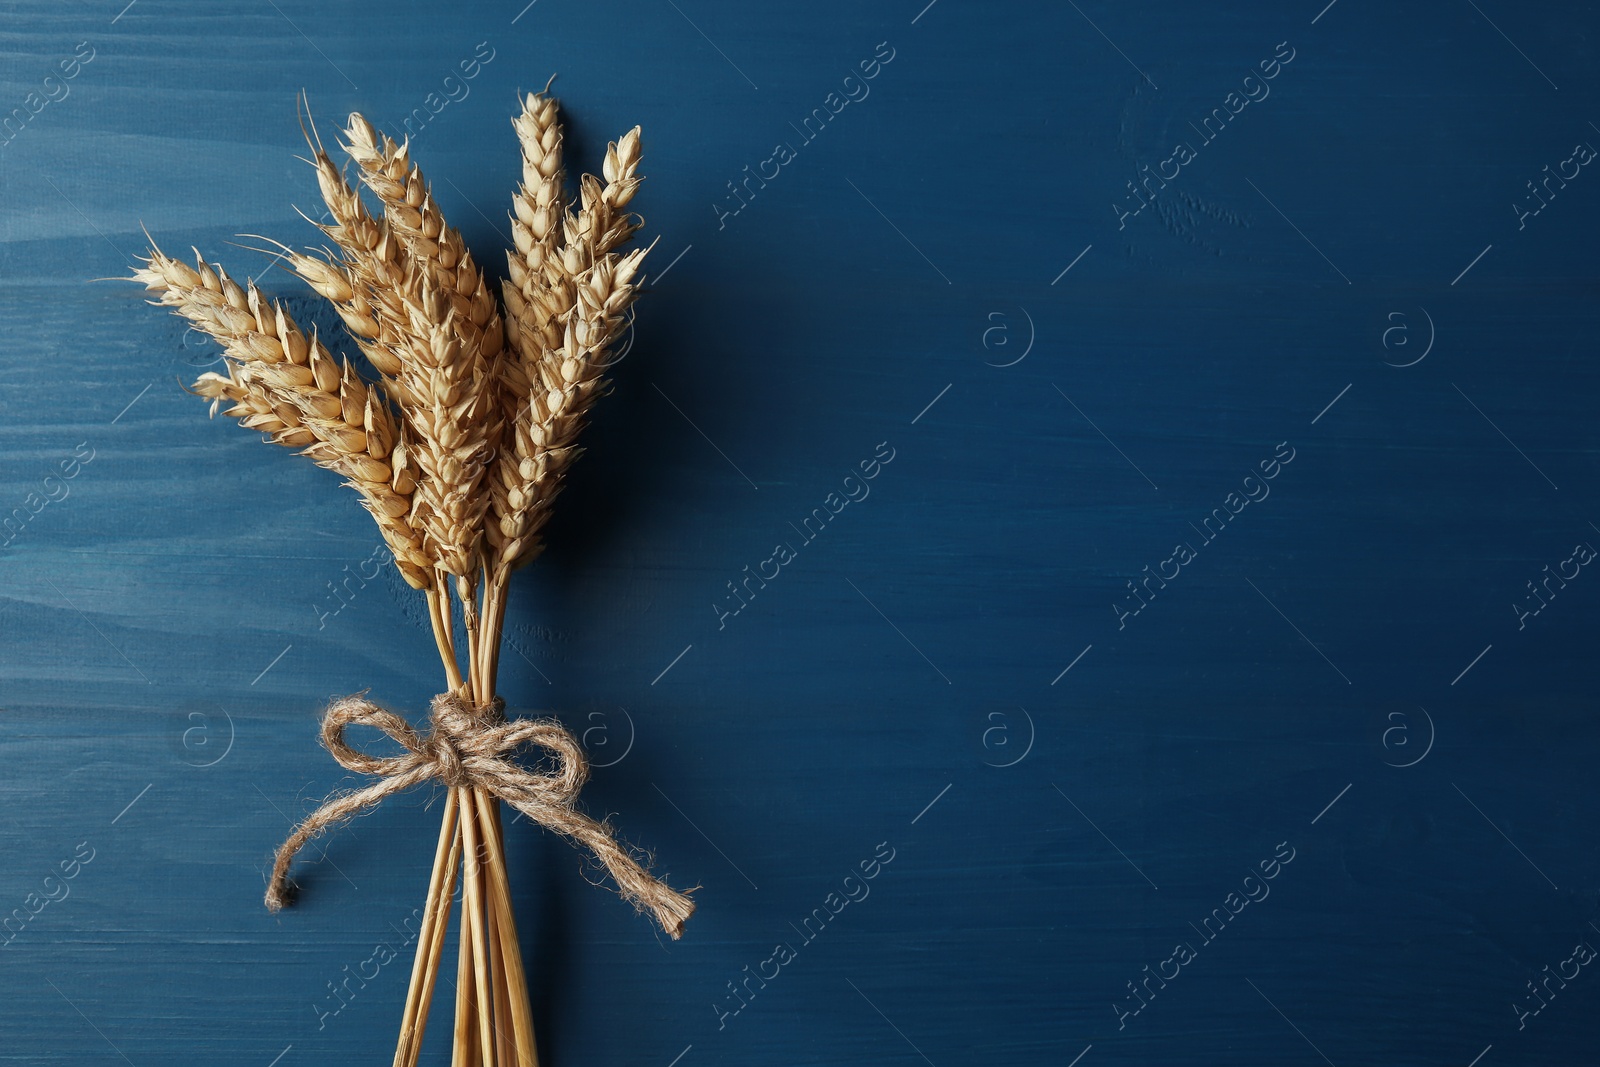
<box><xmin>265</xmin><ymin>691</ymin><xmax>695</xmax><ymax>938</ymax></box>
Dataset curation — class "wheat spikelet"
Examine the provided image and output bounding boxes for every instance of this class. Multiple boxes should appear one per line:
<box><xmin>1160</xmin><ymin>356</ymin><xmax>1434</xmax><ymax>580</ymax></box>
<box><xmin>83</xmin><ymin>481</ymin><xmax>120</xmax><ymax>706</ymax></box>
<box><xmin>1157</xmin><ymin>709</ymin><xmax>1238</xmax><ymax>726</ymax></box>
<box><xmin>567</xmin><ymin>125</ymin><xmax>644</xmax><ymax>266</ymax></box>
<box><xmin>131</xmin><ymin>244</ymin><xmax>431</xmax><ymax>589</ymax></box>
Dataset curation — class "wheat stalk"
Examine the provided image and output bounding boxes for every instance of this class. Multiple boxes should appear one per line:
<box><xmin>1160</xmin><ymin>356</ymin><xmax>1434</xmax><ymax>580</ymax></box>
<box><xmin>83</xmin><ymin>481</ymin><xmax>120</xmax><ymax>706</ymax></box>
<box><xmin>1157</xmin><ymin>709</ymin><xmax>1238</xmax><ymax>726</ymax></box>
<box><xmin>131</xmin><ymin>87</ymin><xmax>682</xmax><ymax>1067</ymax></box>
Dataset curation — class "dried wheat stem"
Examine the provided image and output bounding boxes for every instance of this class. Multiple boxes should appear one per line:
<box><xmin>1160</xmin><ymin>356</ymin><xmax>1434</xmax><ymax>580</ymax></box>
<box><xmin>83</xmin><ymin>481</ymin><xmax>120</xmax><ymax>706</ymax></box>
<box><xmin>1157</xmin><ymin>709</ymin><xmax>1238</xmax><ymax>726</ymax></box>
<box><xmin>485</xmin><ymin>845</ymin><xmax>515</xmax><ymax>1067</ymax></box>
<box><xmin>427</xmin><ymin>585</ymin><xmax>467</xmax><ymax>692</ymax></box>
<box><xmin>463</xmin><ymin>575</ymin><xmax>514</xmax><ymax>1065</ymax></box>
<box><xmin>474</xmin><ymin>788</ymin><xmax>538</xmax><ymax>1066</ymax></box>
<box><xmin>453</xmin><ymin>874</ymin><xmax>478</xmax><ymax>1067</ymax></box>
<box><xmin>393</xmin><ymin>788</ymin><xmax>462</xmax><ymax>1067</ymax></box>
<box><xmin>407</xmin><ymin>851</ymin><xmax>461</xmax><ymax>1067</ymax></box>
<box><xmin>456</xmin><ymin>786</ymin><xmax>497</xmax><ymax>1065</ymax></box>
<box><xmin>395</xmin><ymin>582</ymin><xmax>481</xmax><ymax>1067</ymax></box>
<box><xmin>479</xmin><ymin>576</ymin><xmax>511</xmax><ymax>706</ymax></box>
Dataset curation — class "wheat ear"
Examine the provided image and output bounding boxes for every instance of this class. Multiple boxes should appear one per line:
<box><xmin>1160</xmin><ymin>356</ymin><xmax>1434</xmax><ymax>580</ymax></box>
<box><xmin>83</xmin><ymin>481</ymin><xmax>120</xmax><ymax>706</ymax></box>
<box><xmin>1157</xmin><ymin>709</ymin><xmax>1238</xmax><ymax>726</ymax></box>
<box><xmin>488</xmin><ymin>93</ymin><xmax>651</xmax><ymax>571</ymax></box>
<box><xmin>390</xmin><ymin>273</ymin><xmax>497</xmax><ymax>580</ymax></box>
<box><xmin>329</xmin><ymin>114</ymin><xmax>506</xmax><ymax>585</ymax></box>
<box><xmin>501</xmin><ymin>87</ymin><xmax>569</xmax><ymax>386</ymax></box>
<box><xmin>289</xmin><ymin>143</ymin><xmax>409</xmax><ymax>380</ymax></box>
<box><xmin>132</xmin><ymin>244</ymin><xmax>431</xmax><ymax>589</ymax></box>
<box><xmin>497</xmin><ymin>244</ymin><xmax>651</xmax><ymax>570</ymax></box>
<box><xmin>340</xmin><ymin>114</ymin><xmax>505</xmax><ymax>373</ymax></box>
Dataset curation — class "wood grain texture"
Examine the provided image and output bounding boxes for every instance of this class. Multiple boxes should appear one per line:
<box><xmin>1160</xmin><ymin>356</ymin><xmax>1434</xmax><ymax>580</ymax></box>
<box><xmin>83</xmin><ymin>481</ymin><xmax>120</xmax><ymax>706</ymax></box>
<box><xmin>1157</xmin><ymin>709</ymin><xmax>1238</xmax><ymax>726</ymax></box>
<box><xmin>2</xmin><ymin>0</ymin><xmax>1599</xmax><ymax>1063</ymax></box>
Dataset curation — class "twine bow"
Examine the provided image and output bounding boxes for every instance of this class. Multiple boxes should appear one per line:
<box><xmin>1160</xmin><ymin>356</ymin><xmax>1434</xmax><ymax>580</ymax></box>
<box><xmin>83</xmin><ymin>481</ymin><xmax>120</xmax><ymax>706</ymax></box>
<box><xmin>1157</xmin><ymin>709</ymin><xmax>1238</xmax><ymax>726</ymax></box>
<box><xmin>265</xmin><ymin>692</ymin><xmax>696</xmax><ymax>938</ymax></box>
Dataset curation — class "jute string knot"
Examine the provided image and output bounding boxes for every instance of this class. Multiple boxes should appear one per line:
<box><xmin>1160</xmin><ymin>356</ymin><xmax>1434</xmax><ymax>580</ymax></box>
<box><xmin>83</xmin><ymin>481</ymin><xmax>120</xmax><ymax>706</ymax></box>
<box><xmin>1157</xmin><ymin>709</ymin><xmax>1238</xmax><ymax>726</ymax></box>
<box><xmin>423</xmin><ymin>693</ymin><xmax>501</xmax><ymax>788</ymax></box>
<box><xmin>265</xmin><ymin>691</ymin><xmax>696</xmax><ymax>938</ymax></box>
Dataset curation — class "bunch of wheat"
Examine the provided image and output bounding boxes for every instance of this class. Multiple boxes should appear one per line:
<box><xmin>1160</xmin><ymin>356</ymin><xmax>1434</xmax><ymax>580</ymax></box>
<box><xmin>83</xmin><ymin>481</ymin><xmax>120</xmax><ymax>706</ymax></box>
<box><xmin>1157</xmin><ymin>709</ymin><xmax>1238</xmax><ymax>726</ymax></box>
<box><xmin>131</xmin><ymin>90</ymin><xmax>688</xmax><ymax>1067</ymax></box>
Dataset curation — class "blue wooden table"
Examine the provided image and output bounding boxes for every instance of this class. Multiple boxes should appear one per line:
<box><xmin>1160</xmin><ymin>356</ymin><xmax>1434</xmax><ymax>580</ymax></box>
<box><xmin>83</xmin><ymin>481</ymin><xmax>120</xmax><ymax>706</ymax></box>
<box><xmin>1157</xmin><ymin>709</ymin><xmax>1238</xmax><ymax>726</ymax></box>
<box><xmin>3</xmin><ymin>1</ymin><xmax>1598</xmax><ymax>1063</ymax></box>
